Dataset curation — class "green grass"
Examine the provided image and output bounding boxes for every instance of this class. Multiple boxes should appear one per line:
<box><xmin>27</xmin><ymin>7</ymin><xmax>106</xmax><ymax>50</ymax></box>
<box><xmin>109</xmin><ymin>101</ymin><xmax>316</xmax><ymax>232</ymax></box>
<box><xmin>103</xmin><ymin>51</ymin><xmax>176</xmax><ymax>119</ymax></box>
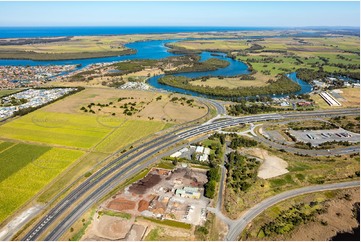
<box><xmin>70</xmin><ymin>209</ymin><xmax>95</xmax><ymax>241</ymax></box>
<box><xmin>37</xmin><ymin>151</ymin><xmax>107</xmax><ymax>203</ymax></box>
<box><xmin>0</xmin><ymin>144</ymin><xmax>84</xmax><ymax>223</ymax></box>
<box><xmin>98</xmin><ymin>210</ymin><xmax>131</xmax><ymax>220</ymax></box>
<box><xmin>0</xmin><ymin>141</ymin><xmax>15</xmax><ymax>152</ymax></box>
<box><xmin>191</xmin><ymin>164</ymin><xmax>210</xmax><ymax>169</ymax></box>
<box><xmin>0</xmin><ymin>89</ymin><xmax>22</xmax><ymax>98</ymax></box>
<box><xmin>0</xmin><ymin>143</ymin><xmax>51</xmax><ymax>183</ymax></box>
<box><xmin>162</xmin><ymin>122</ymin><xmax>175</xmax><ymax>131</ymax></box>
<box><xmin>0</xmin><ymin>111</ymin><xmax>165</xmax><ymax>152</ymax></box>
<box><xmin>232</xmin><ymin>36</ymin><xmax>360</xmax><ymax>82</ymax></box>
<box><xmin>155</xmin><ymin>161</ymin><xmax>175</xmax><ymax>170</ymax></box>
<box><xmin>288</xmin><ymin>163</ymin><xmax>312</xmax><ymax>172</ymax></box>
<box><xmin>143</xmin><ymin>217</ymin><xmax>192</xmax><ymax>229</ymax></box>
<box><xmin>171</xmin><ymin>39</ymin><xmax>249</xmax><ymax>51</ymax></box>
<box><xmin>94</xmin><ymin>119</ymin><xmax>166</xmax><ymax>153</ymax></box>
<box><xmin>0</xmin><ymin>111</ymin><xmax>112</xmax><ymax>149</ymax></box>
<box><xmin>145</xmin><ymin>227</ymin><xmax>162</xmax><ymax>241</ymax></box>
<box><xmin>123</xmin><ymin>168</ymin><xmax>150</xmax><ymax>187</ymax></box>
<box><xmin>201</xmin><ymin>139</ymin><xmax>220</xmax><ymax>147</ymax></box>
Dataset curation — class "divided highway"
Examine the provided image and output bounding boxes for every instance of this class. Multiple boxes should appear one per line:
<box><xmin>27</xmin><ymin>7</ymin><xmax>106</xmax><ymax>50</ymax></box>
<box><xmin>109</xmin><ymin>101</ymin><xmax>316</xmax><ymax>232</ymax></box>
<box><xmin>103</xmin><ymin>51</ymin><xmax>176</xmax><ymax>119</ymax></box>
<box><xmin>22</xmin><ymin>108</ymin><xmax>359</xmax><ymax>241</ymax></box>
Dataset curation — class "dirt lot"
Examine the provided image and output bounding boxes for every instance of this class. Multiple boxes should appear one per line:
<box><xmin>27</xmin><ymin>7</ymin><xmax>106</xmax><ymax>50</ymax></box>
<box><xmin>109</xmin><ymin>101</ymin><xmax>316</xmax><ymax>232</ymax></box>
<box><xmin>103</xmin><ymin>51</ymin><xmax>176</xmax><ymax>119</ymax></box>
<box><xmin>245</xmin><ymin>148</ymin><xmax>289</xmax><ymax>179</ymax></box>
<box><xmin>83</xmin><ymin>214</ymin><xmax>148</xmax><ymax>241</ymax></box>
<box><xmin>43</xmin><ymin>87</ymin><xmax>207</xmax><ymax>123</ymax></box>
<box><xmin>89</xmin><ymin>215</ymin><xmax>134</xmax><ymax>240</ymax></box>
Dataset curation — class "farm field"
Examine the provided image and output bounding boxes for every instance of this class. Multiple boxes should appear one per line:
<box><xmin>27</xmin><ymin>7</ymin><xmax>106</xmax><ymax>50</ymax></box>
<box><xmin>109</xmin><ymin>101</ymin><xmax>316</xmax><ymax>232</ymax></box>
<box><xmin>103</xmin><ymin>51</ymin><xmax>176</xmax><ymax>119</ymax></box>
<box><xmin>0</xmin><ymin>111</ymin><xmax>113</xmax><ymax>149</ymax></box>
<box><xmin>171</xmin><ymin>36</ymin><xmax>360</xmax><ymax>84</ymax></box>
<box><xmin>190</xmin><ymin>75</ymin><xmax>268</xmax><ymax>88</ymax></box>
<box><xmin>0</xmin><ymin>143</ymin><xmax>84</xmax><ymax>223</ymax></box>
<box><xmin>94</xmin><ymin>119</ymin><xmax>166</xmax><ymax>153</ymax></box>
<box><xmin>0</xmin><ymin>87</ymin><xmax>209</xmax><ymax>226</ymax></box>
<box><xmin>43</xmin><ymin>88</ymin><xmax>207</xmax><ymax>124</ymax></box>
<box><xmin>168</xmin><ymin>39</ymin><xmax>249</xmax><ymax>51</ymax></box>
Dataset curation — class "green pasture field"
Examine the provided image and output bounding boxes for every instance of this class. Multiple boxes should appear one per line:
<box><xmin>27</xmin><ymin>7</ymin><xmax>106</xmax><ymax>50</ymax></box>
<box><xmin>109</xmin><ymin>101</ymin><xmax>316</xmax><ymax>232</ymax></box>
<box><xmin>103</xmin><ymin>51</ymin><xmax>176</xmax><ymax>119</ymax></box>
<box><xmin>170</xmin><ymin>39</ymin><xmax>249</xmax><ymax>51</ymax></box>
<box><xmin>0</xmin><ymin>89</ymin><xmax>22</xmax><ymax>97</ymax></box>
<box><xmin>0</xmin><ymin>143</ymin><xmax>84</xmax><ymax>223</ymax></box>
<box><xmin>0</xmin><ymin>141</ymin><xmax>15</xmax><ymax>152</ymax></box>
<box><xmin>172</xmin><ymin>36</ymin><xmax>359</xmax><ymax>83</ymax></box>
<box><xmin>0</xmin><ymin>91</ymin><xmax>170</xmax><ymax>152</ymax></box>
<box><xmin>0</xmin><ymin>111</ymin><xmax>113</xmax><ymax>149</ymax></box>
<box><xmin>94</xmin><ymin>119</ymin><xmax>166</xmax><ymax>153</ymax></box>
<box><xmin>143</xmin><ymin>217</ymin><xmax>192</xmax><ymax>229</ymax></box>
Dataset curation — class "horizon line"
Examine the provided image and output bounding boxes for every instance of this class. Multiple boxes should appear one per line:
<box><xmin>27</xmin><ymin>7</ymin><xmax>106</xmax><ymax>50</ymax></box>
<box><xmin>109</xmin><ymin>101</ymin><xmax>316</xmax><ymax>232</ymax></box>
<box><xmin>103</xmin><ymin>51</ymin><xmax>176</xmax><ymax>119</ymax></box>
<box><xmin>0</xmin><ymin>25</ymin><xmax>359</xmax><ymax>28</ymax></box>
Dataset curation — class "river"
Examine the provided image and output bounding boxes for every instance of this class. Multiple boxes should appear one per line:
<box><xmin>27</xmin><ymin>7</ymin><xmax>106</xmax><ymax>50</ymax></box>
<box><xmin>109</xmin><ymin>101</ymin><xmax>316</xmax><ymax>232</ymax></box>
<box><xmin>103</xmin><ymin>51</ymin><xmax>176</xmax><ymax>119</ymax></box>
<box><xmin>0</xmin><ymin>38</ymin><xmax>313</xmax><ymax>99</ymax></box>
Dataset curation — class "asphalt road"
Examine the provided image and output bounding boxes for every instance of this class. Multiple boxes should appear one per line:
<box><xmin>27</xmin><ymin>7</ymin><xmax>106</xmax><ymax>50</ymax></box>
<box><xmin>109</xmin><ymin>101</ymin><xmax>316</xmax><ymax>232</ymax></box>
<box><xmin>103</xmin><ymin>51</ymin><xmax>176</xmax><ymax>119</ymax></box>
<box><xmin>21</xmin><ymin>108</ymin><xmax>360</xmax><ymax>241</ymax></box>
<box><xmin>226</xmin><ymin>180</ymin><xmax>360</xmax><ymax>241</ymax></box>
<box><xmin>199</xmin><ymin>97</ymin><xmax>227</xmax><ymax>115</ymax></box>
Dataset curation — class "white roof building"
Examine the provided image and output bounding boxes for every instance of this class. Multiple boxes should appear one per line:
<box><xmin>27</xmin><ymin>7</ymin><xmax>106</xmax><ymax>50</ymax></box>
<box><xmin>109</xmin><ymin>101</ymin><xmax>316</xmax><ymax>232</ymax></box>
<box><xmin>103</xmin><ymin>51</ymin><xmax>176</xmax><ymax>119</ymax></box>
<box><xmin>199</xmin><ymin>154</ymin><xmax>209</xmax><ymax>162</ymax></box>
<box><xmin>170</xmin><ymin>151</ymin><xmax>182</xmax><ymax>158</ymax></box>
<box><xmin>204</xmin><ymin>148</ymin><xmax>211</xmax><ymax>155</ymax></box>
<box><xmin>195</xmin><ymin>146</ymin><xmax>204</xmax><ymax>153</ymax></box>
<box><xmin>179</xmin><ymin>147</ymin><xmax>189</xmax><ymax>153</ymax></box>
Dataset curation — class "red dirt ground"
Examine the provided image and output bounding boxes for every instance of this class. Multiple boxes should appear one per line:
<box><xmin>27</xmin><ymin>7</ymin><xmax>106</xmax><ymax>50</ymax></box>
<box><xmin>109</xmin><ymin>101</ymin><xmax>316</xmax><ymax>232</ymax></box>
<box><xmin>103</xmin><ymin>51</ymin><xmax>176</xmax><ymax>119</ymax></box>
<box><xmin>138</xmin><ymin>200</ymin><xmax>150</xmax><ymax>212</ymax></box>
<box><xmin>107</xmin><ymin>198</ymin><xmax>136</xmax><ymax>211</ymax></box>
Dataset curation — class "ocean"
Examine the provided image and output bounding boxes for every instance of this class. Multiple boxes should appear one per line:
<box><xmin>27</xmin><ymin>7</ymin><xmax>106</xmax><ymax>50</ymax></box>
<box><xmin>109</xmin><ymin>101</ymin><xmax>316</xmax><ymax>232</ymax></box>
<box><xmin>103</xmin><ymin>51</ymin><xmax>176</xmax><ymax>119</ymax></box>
<box><xmin>0</xmin><ymin>26</ymin><xmax>280</xmax><ymax>38</ymax></box>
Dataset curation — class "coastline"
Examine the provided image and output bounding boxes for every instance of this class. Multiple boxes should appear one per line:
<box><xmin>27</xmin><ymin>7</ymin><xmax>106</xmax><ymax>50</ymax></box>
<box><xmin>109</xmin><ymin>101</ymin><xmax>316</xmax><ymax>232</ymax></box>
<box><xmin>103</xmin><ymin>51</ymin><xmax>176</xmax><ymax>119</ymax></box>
<box><xmin>0</xmin><ymin>49</ymin><xmax>136</xmax><ymax>61</ymax></box>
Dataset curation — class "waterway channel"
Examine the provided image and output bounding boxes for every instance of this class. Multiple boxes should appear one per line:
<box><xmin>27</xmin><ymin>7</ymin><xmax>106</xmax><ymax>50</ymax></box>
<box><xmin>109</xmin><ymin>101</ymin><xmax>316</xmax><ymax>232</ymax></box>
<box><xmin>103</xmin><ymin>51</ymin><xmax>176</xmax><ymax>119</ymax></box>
<box><xmin>0</xmin><ymin>39</ymin><xmax>313</xmax><ymax>99</ymax></box>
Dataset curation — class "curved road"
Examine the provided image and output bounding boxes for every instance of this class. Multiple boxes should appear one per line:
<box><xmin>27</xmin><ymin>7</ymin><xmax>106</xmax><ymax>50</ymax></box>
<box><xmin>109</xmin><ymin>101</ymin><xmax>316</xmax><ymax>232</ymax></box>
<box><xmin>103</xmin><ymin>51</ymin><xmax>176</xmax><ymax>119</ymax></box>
<box><xmin>226</xmin><ymin>180</ymin><xmax>360</xmax><ymax>241</ymax></box>
<box><xmin>21</xmin><ymin>108</ymin><xmax>359</xmax><ymax>241</ymax></box>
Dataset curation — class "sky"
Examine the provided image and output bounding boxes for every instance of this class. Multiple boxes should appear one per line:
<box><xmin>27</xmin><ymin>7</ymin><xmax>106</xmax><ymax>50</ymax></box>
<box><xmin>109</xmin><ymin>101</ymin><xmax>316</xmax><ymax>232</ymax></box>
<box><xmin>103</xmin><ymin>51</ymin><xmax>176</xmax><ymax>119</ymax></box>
<box><xmin>0</xmin><ymin>1</ymin><xmax>359</xmax><ymax>27</ymax></box>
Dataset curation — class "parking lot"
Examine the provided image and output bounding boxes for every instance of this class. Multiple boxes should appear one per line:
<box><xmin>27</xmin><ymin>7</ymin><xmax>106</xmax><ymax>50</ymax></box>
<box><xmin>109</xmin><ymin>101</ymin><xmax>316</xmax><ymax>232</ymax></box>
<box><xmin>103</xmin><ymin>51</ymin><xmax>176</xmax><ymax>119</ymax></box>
<box><xmin>289</xmin><ymin>128</ymin><xmax>360</xmax><ymax>146</ymax></box>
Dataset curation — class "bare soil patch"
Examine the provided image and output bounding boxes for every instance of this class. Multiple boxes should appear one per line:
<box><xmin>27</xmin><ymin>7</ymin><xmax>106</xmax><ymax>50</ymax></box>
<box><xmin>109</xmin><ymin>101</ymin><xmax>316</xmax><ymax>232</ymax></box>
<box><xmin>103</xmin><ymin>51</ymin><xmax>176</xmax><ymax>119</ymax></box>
<box><xmin>125</xmin><ymin>224</ymin><xmax>147</xmax><ymax>241</ymax></box>
<box><xmin>138</xmin><ymin>200</ymin><xmax>150</xmax><ymax>212</ymax></box>
<box><xmin>245</xmin><ymin>148</ymin><xmax>289</xmax><ymax>179</ymax></box>
<box><xmin>107</xmin><ymin>198</ymin><xmax>136</xmax><ymax>211</ymax></box>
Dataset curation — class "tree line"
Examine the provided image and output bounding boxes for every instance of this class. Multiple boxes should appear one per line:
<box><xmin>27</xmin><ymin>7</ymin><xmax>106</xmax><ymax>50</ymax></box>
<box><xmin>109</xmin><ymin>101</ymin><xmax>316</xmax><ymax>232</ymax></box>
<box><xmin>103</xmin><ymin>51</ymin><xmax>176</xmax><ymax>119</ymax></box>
<box><xmin>158</xmin><ymin>74</ymin><xmax>301</xmax><ymax>98</ymax></box>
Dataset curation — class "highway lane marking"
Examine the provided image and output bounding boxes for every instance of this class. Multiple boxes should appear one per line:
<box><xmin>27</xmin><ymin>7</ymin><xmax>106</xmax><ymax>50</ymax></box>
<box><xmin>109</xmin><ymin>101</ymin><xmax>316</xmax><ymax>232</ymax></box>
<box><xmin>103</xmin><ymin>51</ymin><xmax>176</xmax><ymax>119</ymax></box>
<box><xmin>22</xmin><ymin>108</ymin><xmax>359</xmax><ymax>241</ymax></box>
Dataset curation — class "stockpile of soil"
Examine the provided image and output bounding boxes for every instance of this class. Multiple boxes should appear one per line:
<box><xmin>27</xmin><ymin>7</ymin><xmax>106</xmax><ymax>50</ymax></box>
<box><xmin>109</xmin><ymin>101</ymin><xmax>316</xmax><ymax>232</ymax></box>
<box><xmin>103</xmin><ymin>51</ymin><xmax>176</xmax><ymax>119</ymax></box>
<box><xmin>128</xmin><ymin>174</ymin><xmax>161</xmax><ymax>194</ymax></box>
<box><xmin>138</xmin><ymin>200</ymin><xmax>150</xmax><ymax>212</ymax></box>
<box><xmin>107</xmin><ymin>198</ymin><xmax>136</xmax><ymax>211</ymax></box>
<box><xmin>153</xmin><ymin>168</ymin><xmax>170</xmax><ymax>176</ymax></box>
